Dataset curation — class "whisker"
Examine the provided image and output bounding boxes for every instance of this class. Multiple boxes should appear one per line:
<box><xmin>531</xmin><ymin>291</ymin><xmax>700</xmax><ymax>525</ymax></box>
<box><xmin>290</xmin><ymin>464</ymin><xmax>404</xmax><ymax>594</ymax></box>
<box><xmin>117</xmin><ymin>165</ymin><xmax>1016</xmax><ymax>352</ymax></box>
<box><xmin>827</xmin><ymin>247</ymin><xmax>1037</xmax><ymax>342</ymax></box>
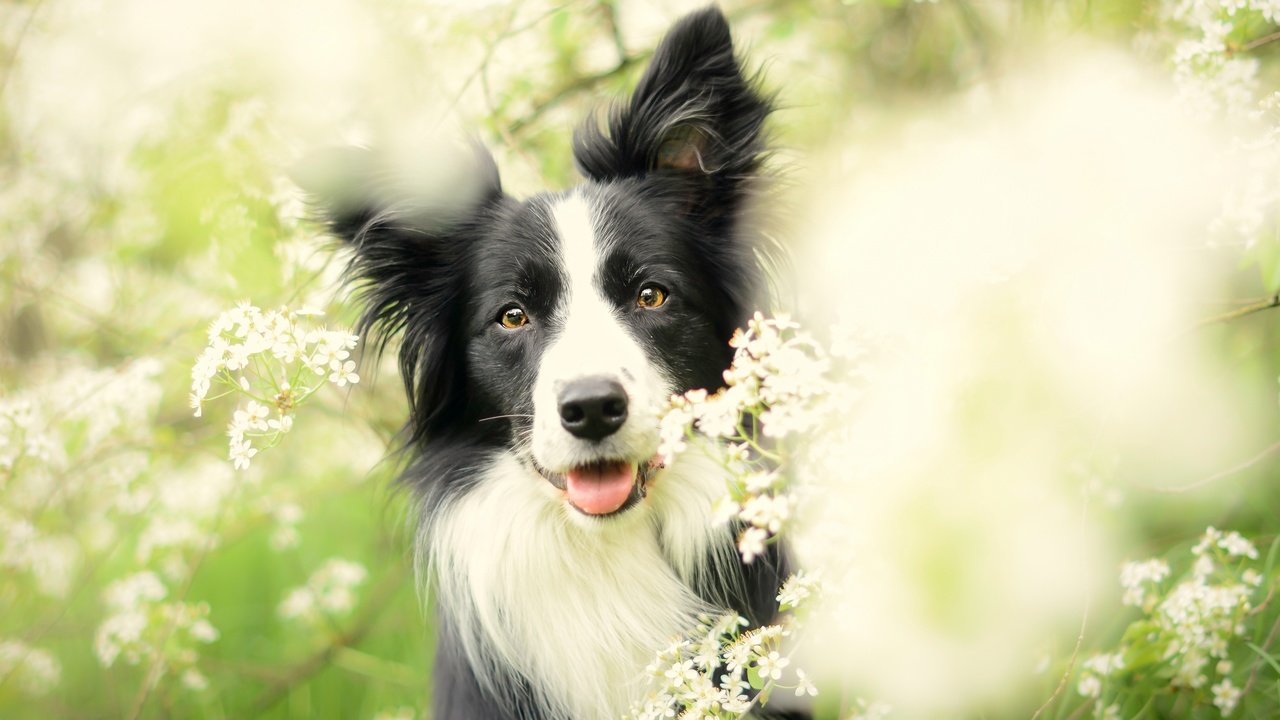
<box><xmin>477</xmin><ymin>414</ymin><xmax>535</xmax><ymax>422</ymax></box>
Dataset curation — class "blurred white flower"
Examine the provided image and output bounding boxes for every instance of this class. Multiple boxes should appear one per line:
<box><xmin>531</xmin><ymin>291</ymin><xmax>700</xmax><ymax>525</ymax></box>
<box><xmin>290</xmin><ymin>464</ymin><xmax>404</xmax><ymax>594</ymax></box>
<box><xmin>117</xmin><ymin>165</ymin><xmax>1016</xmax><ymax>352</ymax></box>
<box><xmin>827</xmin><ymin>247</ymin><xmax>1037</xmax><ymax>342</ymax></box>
<box><xmin>1212</xmin><ymin>677</ymin><xmax>1242</xmax><ymax>716</ymax></box>
<box><xmin>278</xmin><ymin>557</ymin><xmax>368</xmax><ymax>624</ymax></box>
<box><xmin>0</xmin><ymin>640</ymin><xmax>61</xmax><ymax>695</ymax></box>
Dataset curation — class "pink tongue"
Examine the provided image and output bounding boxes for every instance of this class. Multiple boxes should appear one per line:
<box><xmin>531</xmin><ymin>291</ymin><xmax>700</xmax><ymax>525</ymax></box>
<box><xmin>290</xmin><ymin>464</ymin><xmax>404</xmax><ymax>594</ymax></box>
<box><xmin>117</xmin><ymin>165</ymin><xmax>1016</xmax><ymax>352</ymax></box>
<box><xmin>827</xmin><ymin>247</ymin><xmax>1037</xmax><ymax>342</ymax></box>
<box><xmin>565</xmin><ymin>462</ymin><xmax>636</xmax><ymax>515</ymax></box>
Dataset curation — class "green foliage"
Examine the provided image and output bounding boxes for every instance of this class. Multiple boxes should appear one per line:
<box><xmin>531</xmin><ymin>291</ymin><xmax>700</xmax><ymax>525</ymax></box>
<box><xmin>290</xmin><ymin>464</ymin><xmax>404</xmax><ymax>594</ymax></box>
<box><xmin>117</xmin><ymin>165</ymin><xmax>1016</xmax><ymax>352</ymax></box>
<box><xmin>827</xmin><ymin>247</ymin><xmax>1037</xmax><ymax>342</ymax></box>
<box><xmin>2</xmin><ymin>0</ymin><xmax>1280</xmax><ymax>719</ymax></box>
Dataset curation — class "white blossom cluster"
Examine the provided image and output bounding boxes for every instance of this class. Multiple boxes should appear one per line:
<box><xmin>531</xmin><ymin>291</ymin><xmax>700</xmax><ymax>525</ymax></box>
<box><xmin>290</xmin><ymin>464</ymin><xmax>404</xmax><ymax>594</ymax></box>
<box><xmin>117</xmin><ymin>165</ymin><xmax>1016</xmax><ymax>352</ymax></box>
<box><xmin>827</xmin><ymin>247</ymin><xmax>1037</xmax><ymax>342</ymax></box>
<box><xmin>278</xmin><ymin>557</ymin><xmax>369</xmax><ymax>625</ymax></box>
<box><xmin>629</xmin><ymin>573</ymin><xmax>819</xmax><ymax>720</ymax></box>
<box><xmin>94</xmin><ymin>571</ymin><xmax>219</xmax><ymax>692</ymax></box>
<box><xmin>1119</xmin><ymin>558</ymin><xmax>1172</xmax><ymax>609</ymax></box>
<box><xmin>0</xmin><ymin>639</ymin><xmax>62</xmax><ymax>696</ymax></box>
<box><xmin>1078</xmin><ymin>527</ymin><xmax>1264</xmax><ymax>717</ymax></box>
<box><xmin>190</xmin><ymin>303</ymin><xmax>360</xmax><ymax>470</ymax></box>
<box><xmin>1161</xmin><ymin>0</ymin><xmax>1280</xmax><ymax>248</ymax></box>
<box><xmin>1164</xmin><ymin>0</ymin><xmax>1280</xmax><ymax>117</ymax></box>
<box><xmin>845</xmin><ymin>698</ymin><xmax>893</xmax><ymax>720</ymax></box>
<box><xmin>658</xmin><ymin>314</ymin><xmax>833</xmax><ymax>563</ymax></box>
<box><xmin>0</xmin><ymin>358</ymin><xmax>165</xmax><ymax>696</ymax></box>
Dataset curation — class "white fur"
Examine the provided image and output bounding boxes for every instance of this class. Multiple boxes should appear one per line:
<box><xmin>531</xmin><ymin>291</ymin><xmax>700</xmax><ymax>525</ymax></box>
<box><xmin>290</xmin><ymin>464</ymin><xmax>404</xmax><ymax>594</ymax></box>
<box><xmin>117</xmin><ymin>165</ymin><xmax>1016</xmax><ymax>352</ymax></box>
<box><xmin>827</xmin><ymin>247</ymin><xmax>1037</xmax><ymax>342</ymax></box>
<box><xmin>427</xmin><ymin>191</ymin><xmax>746</xmax><ymax>717</ymax></box>
<box><xmin>531</xmin><ymin>193</ymin><xmax>670</xmax><ymax>474</ymax></box>
<box><xmin>428</xmin><ymin>450</ymin><xmax>738</xmax><ymax>718</ymax></box>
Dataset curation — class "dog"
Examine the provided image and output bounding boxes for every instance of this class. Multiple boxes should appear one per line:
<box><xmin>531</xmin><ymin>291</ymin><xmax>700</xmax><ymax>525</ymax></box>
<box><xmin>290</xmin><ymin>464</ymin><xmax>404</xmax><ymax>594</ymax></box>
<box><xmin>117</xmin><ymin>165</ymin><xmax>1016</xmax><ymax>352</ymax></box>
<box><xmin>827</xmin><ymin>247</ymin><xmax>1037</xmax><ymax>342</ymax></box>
<box><xmin>307</xmin><ymin>6</ymin><xmax>803</xmax><ymax>718</ymax></box>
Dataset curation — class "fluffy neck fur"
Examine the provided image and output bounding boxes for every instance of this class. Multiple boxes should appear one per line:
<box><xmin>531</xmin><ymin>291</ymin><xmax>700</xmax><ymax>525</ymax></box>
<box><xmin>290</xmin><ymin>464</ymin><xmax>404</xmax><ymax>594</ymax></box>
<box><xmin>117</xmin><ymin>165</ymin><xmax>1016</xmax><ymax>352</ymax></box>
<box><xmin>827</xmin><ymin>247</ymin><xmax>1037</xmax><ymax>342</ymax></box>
<box><xmin>426</xmin><ymin>450</ymin><xmax>741</xmax><ymax>718</ymax></box>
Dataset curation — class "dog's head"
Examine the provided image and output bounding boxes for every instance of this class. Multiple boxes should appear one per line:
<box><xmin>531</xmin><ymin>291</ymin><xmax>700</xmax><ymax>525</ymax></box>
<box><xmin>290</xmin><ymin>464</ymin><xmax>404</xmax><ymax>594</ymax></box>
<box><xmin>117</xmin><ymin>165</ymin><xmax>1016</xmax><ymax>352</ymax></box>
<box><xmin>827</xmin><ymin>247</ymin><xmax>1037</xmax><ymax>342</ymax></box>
<box><xmin>307</xmin><ymin>7</ymin><xmax>770</xmax><ymax>519</ymax></box>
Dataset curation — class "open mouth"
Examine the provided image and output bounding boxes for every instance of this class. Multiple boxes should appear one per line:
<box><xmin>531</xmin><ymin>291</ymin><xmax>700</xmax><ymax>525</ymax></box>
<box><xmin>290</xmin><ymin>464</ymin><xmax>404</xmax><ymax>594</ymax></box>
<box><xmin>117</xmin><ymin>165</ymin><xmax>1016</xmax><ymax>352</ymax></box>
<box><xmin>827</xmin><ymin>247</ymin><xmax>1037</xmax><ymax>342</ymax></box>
<box><xmin>536</xmin><ymin>458</ymin><xmax>660</xmax><ymax>517</ymax></box>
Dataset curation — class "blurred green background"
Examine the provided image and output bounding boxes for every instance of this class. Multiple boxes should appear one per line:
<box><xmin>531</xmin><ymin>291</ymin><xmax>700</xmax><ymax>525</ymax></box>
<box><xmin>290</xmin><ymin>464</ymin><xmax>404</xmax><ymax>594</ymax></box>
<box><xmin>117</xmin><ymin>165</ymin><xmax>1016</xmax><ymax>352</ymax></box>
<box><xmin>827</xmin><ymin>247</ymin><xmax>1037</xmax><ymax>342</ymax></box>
<box><xmin>3</xmin><ymin>0</ymin><xmax>1280</xmax><ymax>718</ymax></box>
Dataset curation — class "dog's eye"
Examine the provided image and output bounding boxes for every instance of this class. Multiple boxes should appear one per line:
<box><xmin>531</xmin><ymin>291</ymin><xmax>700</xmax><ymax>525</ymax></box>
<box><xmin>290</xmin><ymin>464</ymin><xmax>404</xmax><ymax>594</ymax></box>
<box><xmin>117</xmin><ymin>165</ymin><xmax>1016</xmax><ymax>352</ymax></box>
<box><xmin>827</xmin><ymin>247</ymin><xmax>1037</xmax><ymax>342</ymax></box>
<box><xmin>498</xmin><ymin>306</ymin><xmax>528</xmax><ymax>329</ymax></box>
<box><xmin>637</xmin><ymin>284</ymin><xmax>668</xmax><ymax>309</ymax></box>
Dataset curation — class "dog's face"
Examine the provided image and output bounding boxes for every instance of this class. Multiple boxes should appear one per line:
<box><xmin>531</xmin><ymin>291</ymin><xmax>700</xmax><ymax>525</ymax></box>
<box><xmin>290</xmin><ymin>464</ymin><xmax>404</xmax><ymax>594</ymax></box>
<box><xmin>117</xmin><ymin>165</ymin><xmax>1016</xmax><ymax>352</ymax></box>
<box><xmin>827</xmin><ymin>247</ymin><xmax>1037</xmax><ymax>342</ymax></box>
<box><xmin>309</xmin><ymin>8</ymin><xmax>769</xmax><ymax>520</ymax></box>
<box><xmin>468</xmin><ymin>185</ymin><xmax>741</xmax><ymax>517</ymax></box>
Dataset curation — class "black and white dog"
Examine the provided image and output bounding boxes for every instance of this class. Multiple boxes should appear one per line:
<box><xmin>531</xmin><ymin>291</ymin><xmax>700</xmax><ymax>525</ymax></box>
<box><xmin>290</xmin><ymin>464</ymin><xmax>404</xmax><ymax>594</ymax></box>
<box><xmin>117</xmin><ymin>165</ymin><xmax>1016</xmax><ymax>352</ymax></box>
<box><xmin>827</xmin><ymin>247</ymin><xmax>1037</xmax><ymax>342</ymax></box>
<box><xmin>310</xmin><ymin>7</ymin><xmax>800</xmax><ymax>718</ymax></box>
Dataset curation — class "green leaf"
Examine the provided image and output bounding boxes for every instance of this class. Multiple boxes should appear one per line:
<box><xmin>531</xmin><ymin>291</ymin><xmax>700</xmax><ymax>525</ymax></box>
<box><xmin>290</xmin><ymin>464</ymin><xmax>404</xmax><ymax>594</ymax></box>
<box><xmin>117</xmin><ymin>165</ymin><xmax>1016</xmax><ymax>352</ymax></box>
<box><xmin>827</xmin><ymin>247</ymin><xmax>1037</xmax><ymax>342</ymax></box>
<box><xmin>1248</xmin><ymin>642</ymin><xmax>1280</xmax><ymax>680</ymax></box>
<box><xmin>1264</xmin><ymin>536</ymin><xmax>1280</xmax><ymax>578</ymax></box>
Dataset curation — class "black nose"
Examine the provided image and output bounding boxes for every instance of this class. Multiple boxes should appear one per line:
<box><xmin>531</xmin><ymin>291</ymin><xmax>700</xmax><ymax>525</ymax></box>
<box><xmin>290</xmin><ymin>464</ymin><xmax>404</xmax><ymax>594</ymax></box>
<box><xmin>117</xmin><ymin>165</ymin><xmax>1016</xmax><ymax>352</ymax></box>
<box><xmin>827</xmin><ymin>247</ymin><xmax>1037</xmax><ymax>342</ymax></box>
<box><xmin>558</xmin><ymin>376</ymin><xmax>628</xmax><ymax>441</ymax></box>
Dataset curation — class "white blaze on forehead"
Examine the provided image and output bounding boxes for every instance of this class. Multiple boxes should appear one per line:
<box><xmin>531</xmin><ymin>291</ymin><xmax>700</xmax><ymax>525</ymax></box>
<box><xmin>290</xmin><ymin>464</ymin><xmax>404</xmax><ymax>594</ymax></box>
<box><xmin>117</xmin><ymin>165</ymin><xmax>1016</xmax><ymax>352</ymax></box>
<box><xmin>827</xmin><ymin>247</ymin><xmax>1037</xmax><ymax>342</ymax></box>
<box><xmin>550</xmin><ymin>192</ymin><xmax>604</xmax><ymax>310</ymax></box>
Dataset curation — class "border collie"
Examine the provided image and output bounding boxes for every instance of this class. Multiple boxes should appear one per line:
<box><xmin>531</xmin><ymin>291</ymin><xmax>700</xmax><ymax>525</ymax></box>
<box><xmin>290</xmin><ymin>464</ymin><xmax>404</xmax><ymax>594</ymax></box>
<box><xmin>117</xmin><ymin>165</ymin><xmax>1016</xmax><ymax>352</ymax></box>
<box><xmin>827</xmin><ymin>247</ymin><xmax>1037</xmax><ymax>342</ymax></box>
<box><xmin>309</xmin><ymin>7</ymin><xmax>801</xmax><ymax>718</ymax></box>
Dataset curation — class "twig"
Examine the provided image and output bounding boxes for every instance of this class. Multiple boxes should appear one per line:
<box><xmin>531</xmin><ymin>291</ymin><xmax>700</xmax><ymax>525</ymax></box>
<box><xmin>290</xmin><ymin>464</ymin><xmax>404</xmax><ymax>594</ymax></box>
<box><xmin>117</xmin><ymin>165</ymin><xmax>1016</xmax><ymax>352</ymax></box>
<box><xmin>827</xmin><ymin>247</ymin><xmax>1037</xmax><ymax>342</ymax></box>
<box><xmin>446</xmin><ymin>1</ymin><xmax>578</xmax><ymax>117</ymax></box>
<box><xmin>1140</xmin><ymin>439</ymin><xmax>1280</xmax><ymax>494</ymax></box>
<box><xmin>246</xmin><ymin>562</ymin><xmax>410</xmax><ymax>715</ymax></box>
<box><xmin>599</xmin><ymin>0</ymin><xmax>628</xmax><ymax>64</ymax></box>
<box><xmin>1245</xmin><ymin>613</ymin><xmax>1280</xmax><ymax>696</ymax></box>
<box><xmin>127</xmin><ymin>529</ymin><xmax>222</xmax><ymax>719</ymax></box>
<box><xmin>0</xmin><ymin>0</ymin><xmax>44</xmax><ymax>101</ymax></box>
<box><xmin>1195</xmin><ymin>293</ymin><xmax>1280</xmax><ymax>328</ymax></box>
<box><xmin>1031</xmin><ymin>604</ymin><xmax>1090</xmax><ymax>719</ymax></box>
<box><xmin>504</xmin><ymin>0</ymin><xmax>788</xmax><ymax>139</ymax></box>
<box><xmin>1243</xmin><ymin>30</ymin><xmax>1280</xmax><ymax>53</ymax></box>
<box><xmin>1031</xmin><ymin>491</ymin><xmax>1093</xmax><ymax>719</ymax></box>
<box><xmin>507</xmin><ymin>53</ymin><xmax>647</xmax><ymax>137</ymax></box>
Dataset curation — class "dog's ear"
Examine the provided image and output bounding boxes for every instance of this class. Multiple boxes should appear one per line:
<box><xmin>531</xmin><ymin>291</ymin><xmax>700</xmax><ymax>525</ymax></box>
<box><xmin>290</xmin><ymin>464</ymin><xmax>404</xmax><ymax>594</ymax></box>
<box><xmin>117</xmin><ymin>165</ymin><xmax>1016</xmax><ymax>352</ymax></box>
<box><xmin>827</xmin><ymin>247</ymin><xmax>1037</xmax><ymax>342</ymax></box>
<box><xmin>572</xmin><ymin>6</ymin><xmax>770</xmax><ymax>192</ymax></box>
<box><xmin>296</xmin><ymin>142</ymin><xmax>503</xmax><ymax>445</ymax></box>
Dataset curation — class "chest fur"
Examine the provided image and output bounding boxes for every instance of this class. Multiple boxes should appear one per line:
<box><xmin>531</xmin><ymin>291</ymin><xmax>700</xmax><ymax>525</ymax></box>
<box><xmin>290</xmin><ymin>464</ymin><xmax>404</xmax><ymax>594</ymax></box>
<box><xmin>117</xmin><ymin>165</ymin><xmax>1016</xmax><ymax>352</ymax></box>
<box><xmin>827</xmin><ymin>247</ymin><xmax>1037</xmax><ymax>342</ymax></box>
<box><xmin>429</xmin><ymin>452</ymin><xmax>736</xmax><ymax>718</ymax></box>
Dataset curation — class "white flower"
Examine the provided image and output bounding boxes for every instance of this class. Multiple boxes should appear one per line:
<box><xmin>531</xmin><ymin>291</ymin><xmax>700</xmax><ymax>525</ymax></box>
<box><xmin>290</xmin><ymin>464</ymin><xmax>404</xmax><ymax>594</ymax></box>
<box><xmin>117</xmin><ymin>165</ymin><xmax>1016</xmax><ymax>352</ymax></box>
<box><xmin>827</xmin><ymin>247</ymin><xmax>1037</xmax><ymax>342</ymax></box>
<box><xmin>1076</xmin><ymin>673</ymin><xmax>1101</xmax><ymax>698</ymax></box>
<box><xmin>1082</xmin><ymin>652</ymin><xmax>1124</xmax><ymax>676</ymax></box>
<box><xmin>1212</xmin><ymin>677</ymin><xmax>1242</xmax><ymax>716</ymax></box>
<box><xmin>663</xmin><ymin>660</ymin><xmax>697</xmax><ymax>688</ymax></box>
<box><xmin>1193</xmin><ymin>527</ymin><xmax>1223</xmax><ymax>556</ymax></box>
<box><xmin>711</xmin><ymin>495</ymin><xmax>741</xmax><ymax>526</ymax></box>
<box><xmin>104</xmin><ymin>572</ymin><xmax>167</xmax><ymax>612</ymax></box>
<box><xmin>1120</xmin><ymin>559</ymin><xmax>1169</xmax><ymax>607</ymax></box>
<box><xmin>848</xmin><ymin>700</ymin><xmax>893</xmax><ymax>720</ymax></box>
<box><xmin>229</xmin><ymin>437</ymin><xmax>257</xmax><ymax>470</ymax></box>
<box><xmin>743</xmin><ymin>470</ymin><xmax>780</xmax><ymax>493</ymax></box>
<box><xmin>755</xmin><ymin>650</ymin><xmax>789</xmax><ymax>681</ymax></box>
<box><xmin>738</xmin><ymin>527</ymin><xmax>768</xmax><ymax>564</ymax></box>
<box><xmin>739</xmin><ymin>493</ymin><xmax>790</xmax><ymax>533</ymax></box>
<box><xmin>279</xmin><ymin>558</ymin><xmax>368</xmax><ymax>623</ymax></box>
<box><xmin>0</xmin><ymin>640</ymin><xmax>61</xmax><ymax>695</ymax></box>
<box><xmin>328</xmin><ymin>359</ymin><xmax>360</xmax><ymax>387</ymax></box>
<box><xmin>777</xmin><ymin>571</ymin><xmax>820</xmax><ymax>610</ymax></box>
<box><xmin>181</xmin><ymin>668</ymin><xmax>209</xmax><ymax>691</ymax></box>
<box><xmin>723</xmin><ymin>641</ymin><xmax>752</xmax><ymax>674</ymax></box>
<box><xmin>95</xmin><ymin>611</ymin><xmax>148</xmax><ymax>667</ymax></box>
<box><xmin>793</xmin><ymin>668</ymin><xmax>818</xmax><ymax>697</ymax></box>
<box><xmin>1217</xmin><ymin>531</ymin><xmax>1258</xmax><ymax>559</ymax></box>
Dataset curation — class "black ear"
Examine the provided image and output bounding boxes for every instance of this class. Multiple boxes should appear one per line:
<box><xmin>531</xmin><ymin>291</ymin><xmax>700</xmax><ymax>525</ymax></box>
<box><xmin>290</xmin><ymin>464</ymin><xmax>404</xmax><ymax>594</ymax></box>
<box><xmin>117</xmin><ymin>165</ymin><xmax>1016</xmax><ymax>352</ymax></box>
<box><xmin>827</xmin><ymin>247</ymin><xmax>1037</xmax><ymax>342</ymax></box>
<box><xmin>572</xmin><ymin>6</ymin><xmax>770</xmax><ymax>186</ymax></box>
<box><xmin>296</xmin><ymin>143</ymin><xmax>502</xmax><ymax>446</ymax></box>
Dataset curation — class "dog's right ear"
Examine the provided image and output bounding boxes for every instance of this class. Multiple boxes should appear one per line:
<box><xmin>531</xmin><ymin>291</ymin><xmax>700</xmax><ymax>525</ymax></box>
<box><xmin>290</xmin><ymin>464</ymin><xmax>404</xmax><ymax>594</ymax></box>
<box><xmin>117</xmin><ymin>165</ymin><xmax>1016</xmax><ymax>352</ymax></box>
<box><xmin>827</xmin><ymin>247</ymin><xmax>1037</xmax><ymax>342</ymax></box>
<box><xmin>296</xmin><ymin>143</ymin><xmax>503</xmax><ymax>445</ymax></box>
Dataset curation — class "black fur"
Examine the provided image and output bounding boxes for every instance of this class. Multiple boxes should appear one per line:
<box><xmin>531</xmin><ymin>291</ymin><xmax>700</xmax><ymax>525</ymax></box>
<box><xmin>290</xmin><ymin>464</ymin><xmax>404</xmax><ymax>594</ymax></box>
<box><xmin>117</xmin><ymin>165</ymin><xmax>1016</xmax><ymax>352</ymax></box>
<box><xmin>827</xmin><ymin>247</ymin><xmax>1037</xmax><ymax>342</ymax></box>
<box><xmin>305</xmin><ymin>7</ymin><xmax>806</xmax><ymax>719</ymax></box>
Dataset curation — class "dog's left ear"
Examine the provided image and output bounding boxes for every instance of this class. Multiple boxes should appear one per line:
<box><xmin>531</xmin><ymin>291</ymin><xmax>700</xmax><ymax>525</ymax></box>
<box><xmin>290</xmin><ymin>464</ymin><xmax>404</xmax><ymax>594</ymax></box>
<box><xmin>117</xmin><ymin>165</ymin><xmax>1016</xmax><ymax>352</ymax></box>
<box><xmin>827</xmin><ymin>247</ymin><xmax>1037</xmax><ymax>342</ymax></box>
<box><xmin>572</xmin><ymin>6</ymin><xmax>770</xmax><ymax>194</ymax></box>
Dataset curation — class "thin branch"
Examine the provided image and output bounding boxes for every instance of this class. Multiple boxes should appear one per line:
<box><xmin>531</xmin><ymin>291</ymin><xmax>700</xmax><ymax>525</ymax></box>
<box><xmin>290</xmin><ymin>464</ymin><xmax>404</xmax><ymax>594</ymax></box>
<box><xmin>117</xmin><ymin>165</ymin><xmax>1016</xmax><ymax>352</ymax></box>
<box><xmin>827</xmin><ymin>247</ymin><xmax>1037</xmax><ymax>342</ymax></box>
<box><xmin>1140</xmin><ymin>439</ymin><xmax>1280</xmax><ymax>494</ymax></box>
<box><xmin>1030</xmin><ymin>604</ymin><xmax>1090</xmax><ymax>719</ymax></box>
<box><xmin>1245</xmin><ymin>613</ymin><xmax>1280</xmax><ymax>696</ymax></box>
<box><xmin>507</xmin><ymin>53</ymin><xmax>647</xmax><ymax>137</ymax></box>
<box><xmin>599</xmin><ymin>0</ymin><xmax>628</xmax><ymax>64</ymax></box>
<box><xmin>1243</xmin><ymin>29</ymin><xmax>1280</xmax><ymax>53</ymax></box>
<box><xmin>446</xmin><ymin>1</ymin><xmax>578</xmax><ymax>117</ymax></box>
<box><xmin>127</xmin><ymin>530</ymin><xmax>223</xmax><ymax>719</ymax></box>
<box><xmin>1031</xmin><ymin>491</ymin><xmax>1092</xmax><ymax>719</ymax></box>
<box><xmin>0</xmin><ymin>0</ymin><xmax>44</xmax><ymax>101</ymax></box>
<box><xmin>246</xmin><ymin>562</ymin><xmax>410</xmax><ymax>715</ymax></box>
<box><xmin>504</xmin><ymin>0</ymin><xmax>789</xmax><ymax>139</ymax></box>
<box><xmin>1195</xmin><ymin>293</ymin><xmax>1280</xmax><ymax>328</ymax></box>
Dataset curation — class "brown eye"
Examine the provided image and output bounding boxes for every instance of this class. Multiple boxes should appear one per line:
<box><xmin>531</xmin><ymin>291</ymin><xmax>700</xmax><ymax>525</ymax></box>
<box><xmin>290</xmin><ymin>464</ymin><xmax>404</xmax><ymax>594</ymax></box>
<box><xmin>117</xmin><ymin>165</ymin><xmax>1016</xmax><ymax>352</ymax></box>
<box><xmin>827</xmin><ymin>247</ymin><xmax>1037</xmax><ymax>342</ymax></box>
<box><xmin>499</xmin><ymin>306</ymin><xmax>528</xmax><ymax>329</ymax></box>
<box><xmin>637</xmin><ymin>285</ymin><xmax>668</xmax><ymax>309</ymax></box>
